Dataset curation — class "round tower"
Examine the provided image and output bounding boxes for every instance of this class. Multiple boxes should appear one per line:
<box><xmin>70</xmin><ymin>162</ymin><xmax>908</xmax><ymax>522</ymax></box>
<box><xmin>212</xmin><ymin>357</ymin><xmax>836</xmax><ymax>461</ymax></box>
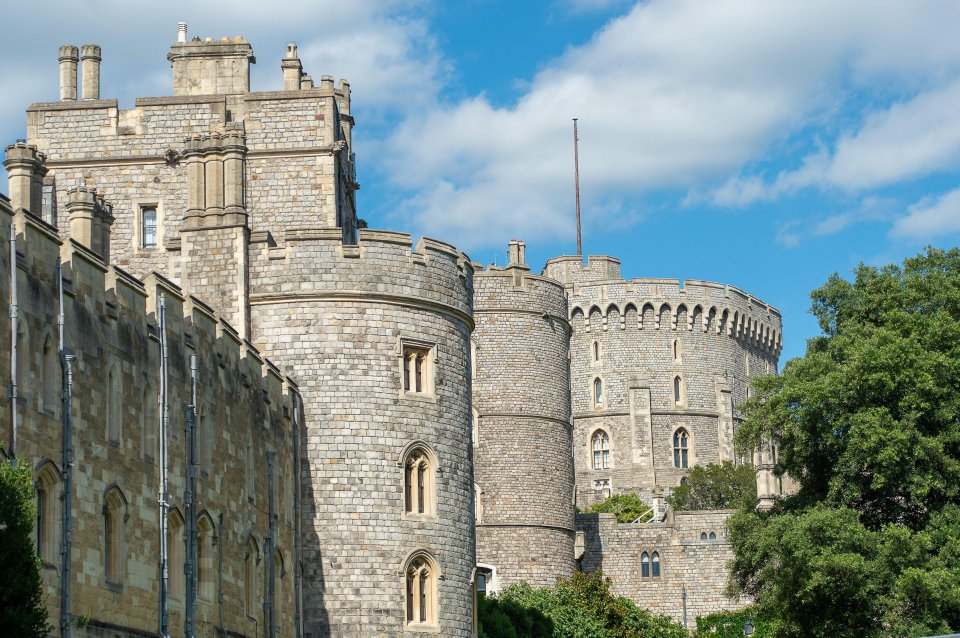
<box><xmin>249</xmin><ymin>229</ymin><xmax>476</xmax><ymax>637</ymax></box>
<box><xmin>543</xmin><ymin>255</ymin><xmax>782</xmax><ymax>509</ymax></box>
<box><xmin>473</xmin><ymin>240</ymin><xmax>575</xmax><ymax>590</ymax></box>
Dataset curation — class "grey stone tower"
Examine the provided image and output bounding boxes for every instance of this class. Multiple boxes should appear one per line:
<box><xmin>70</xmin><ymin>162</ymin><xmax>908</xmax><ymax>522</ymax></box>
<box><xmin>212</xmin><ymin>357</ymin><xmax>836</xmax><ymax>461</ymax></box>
<box><xmin>543</xmin><ymin>255</ymin><xmax>782</xmax><ymax>508</ymax></box>
<box><xmin>473</xmin><ymin>241</ymin><xmax>576</xmax><ymax>590</ymax></box>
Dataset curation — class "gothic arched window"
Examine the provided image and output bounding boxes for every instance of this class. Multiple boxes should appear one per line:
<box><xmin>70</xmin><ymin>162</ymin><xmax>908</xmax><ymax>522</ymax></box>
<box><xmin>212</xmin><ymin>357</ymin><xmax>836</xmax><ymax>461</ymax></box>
<box><xmin>652</xmin><ymin>551</ymin><xmax>661</xmax><ymax>577</ymax></box>
<box><xmin>673</xmin><ymin>428</ymin><xmax>689</xmax><ymax>469</ymax></box>
<box><xmin>404</xmin><ymin>552</ymin><xmax>439</xmax><ymax>627</ymax></box>
<box><xmin>591</xmin><ymin>431</ymin><xmax>610</xmax><ymax>470</ymax></box>
<box><xmin>641</xmin><ymin>551</ymin><xmax>650</xmax><ymax>578</ymax></box>
<box><xmin>403</xmin><ymin>446</ymin><xmax>436</xmax><ymax>516</ymax></box>
<box><xmin>594</xmin><ymin>378</ymin><xmax>603</xmax><ymax>406</ymax></box>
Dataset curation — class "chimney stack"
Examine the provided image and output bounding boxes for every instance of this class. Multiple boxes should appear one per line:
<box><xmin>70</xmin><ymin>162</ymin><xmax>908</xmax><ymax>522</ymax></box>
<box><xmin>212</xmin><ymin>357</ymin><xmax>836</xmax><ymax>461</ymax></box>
<box><xmin>178</xmin><ymin>22</ymin><xmax>188</xmax><ymax>43</ymax></box>
<box><xmin>80</xmin><ymin>44</ymin><xmax>102</xmax><ymax>100</ymax></box>
<box><xmin>58</xmin><ymin>45</ymin><xmax>79</xmax><ymax>100</ymax></box>
<box><xmin>282</xmin><ymin>43</ymin><xmax>302</xmax><ymax>90</ymax></box>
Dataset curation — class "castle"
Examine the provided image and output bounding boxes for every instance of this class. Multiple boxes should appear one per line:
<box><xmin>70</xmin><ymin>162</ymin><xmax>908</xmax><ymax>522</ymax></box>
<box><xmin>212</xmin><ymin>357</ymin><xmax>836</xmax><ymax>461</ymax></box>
<box><xmin>0</xmin><ymin>26</ymin><xmax>786</xmax><ymax>637</ymax></box>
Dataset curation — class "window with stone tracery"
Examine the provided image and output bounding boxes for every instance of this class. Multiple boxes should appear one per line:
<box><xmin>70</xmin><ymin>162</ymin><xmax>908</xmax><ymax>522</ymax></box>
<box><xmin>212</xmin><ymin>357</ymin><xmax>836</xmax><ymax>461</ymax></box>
<box><xmin>403</xmin><ymin>447</ymin><xmax>435</xmax><ymax>516</ymax></box>
<box><xmin>591</xmin><ymin>430</ymin><xmax>610</xmax><ymax>470</ymax></box>
<box><xmin>404</xmin><ymin>554</ymin><xmax>438</xmax><ymax>627</ymax></box>
<box><xmin>401</xmin><ymin>341</ymin><xmax>434</xmax><ymax>395</ymax></box>
<box><xmin>673</xmin><ymin>428</ymin><xmax>690</xmax><ymax>469</ymax></box>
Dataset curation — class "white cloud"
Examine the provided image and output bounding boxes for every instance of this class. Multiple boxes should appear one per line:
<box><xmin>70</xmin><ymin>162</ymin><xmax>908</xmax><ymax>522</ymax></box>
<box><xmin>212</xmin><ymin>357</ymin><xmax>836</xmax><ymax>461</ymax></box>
<box><xmin>378</xmin><ymin>0</ymin><xmax>960</xmax><ymax>249</ymax></box>
<box><xmin>891</xmin><ymin>188</ymin><xmax>960</xmax><ymax>240</ymax></box>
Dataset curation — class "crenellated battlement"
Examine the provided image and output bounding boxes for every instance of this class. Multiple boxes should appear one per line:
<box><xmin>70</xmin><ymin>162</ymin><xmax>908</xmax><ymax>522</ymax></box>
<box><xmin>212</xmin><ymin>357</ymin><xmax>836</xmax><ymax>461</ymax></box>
<box><xmin>475</xmin><ymin>241</ymin><xmax>568</xmax><ymax>323</ymax></box>
<box><xmin>544</xmin><ymin>256</ymin><xmax>782</xmax><ymax>354</ymax></box>
<box><xmin>0</xmin><ymin>192</ymin><xmax>296</xmax><ymax>408</ymax></box>
<box><xmin>248</xmin><ymin>226</ymin><xmax>475</xmax><ymax>329</ymax></box>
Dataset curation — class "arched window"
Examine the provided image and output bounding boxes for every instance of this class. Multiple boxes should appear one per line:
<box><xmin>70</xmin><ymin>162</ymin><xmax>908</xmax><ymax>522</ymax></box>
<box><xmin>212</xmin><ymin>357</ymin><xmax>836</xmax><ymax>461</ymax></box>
<box><xmin>594</xmin><ymin>378</ymin><xmax>603</xmax><ymax>406</ymax></box>
<box><xmin>709</xmin><ymin>531</ymin><xmax>717</xmax><ymax>541</ymax></box>
<box><xmin>652</xmin><ymin>551</ymin><xmax>661</xmax><ymax>577</ymax></box>
<box><xmin>593</xmin><ymin>341</ymin><xmax>600</xmax><ymax>363</ymax></box>
<box><xmin>403</xmin><ymin>445</ymin><xmax>436</xmax><ymax>516</ymax></box>
<box><xmin>641</xmin><ymin>552</ymin><xmax>650</xmax><ymax>578</ymax></box>
<box><xmin>700</xmin><ymin>532</ymin><xmax>708</xmax><ymax>540</ymax></box>
<box><xmin>673</xmin><ymin>428</ymin><xmax>689</xmax><ymax>469</ymax></box>
<box><xmin>672</xmin><ymin>339</ymin><xmax>681</xmax><ymax>362</ymax></box>
<box><xmin>673</xmin><ymin>375</ymin><xmax>684</xmax><ymax>405</ymax></box>
<box><xmin>245</xmin><ymin>537</ymin><xmax>260</xmax><ymax>619</ymax></box>
<box><xmin>103</xmin><ymin>487</ymin><xmax>126</xmax><ymax>584</ymax></box>
<box><xmin>41</xmin><ymin>333</ymin><xmax>58</xmax><ymax>413</ymax></box>
<box><xmin>142</xmin><ymin>383</ymin><xmax>158</xmax><ymax>462</ymax></box>
<box><xmin>404</xmin><ymin>552</ymin><xmax>439</xmax><ymax>627</ymax></box>
<box><xmin>106</xmin><ymin>363</ymin><xmax>122</xmax><ymax>444</ymax></box>
<box><xmin>591</xmin><ymin>431</ymin><xmax>610</xmax><ymax>470</ymax></box>
<box><xmin>197</xmin><ymin>513</ymin><xmax>215</xmax><ymax>601</ymax></box>
<box><xmin>168</xmin><ymin>509</ymin><xmax>185</xmax><ymax>600</ymax></box>
<box><xmin>35</xmin><ymin>462</ymin><xmax>61</xmax><ymax>563</ymax></box>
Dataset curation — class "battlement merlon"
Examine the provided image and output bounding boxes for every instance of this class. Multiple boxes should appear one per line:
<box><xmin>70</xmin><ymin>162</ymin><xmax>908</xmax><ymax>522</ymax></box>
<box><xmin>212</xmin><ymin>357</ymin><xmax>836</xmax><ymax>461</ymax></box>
<box><xmin>543</xmin><ymin>254</ymin><xmax>621</xmax><ymax>285</ymax></box>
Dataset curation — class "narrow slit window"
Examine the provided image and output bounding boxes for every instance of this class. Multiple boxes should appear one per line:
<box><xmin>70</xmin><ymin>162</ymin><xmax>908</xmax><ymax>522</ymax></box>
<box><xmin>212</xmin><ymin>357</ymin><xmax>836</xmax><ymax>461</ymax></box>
<box><xmin>652</xmin><ymin>552</ymin><xmax>661</xmax><ymax>577</ymax></box>
<box><xmin>594</xmin><ymin>378</ymin><xmax>603</xmax><ymax>406</ymax></box>
<box><xmin>673</xmin><ymin>376</ymin><xmax>683</xmax><ymax>405</ymax></box>
<box><xmin>641</xmin><ymin>552</ymin><xmax>650</xmax><ymax>578</ymax></box>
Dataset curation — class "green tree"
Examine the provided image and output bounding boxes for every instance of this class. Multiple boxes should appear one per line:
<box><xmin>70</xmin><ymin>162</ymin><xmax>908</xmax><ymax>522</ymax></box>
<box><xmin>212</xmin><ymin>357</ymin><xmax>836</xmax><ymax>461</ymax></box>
<box><xmin>666</xmin><ymin>461</ymin><xmax>756</xmax><ymax>511</ymax></box>
<box><xmin>586</xmin><ymin>493</ymin><xmax>652</xmax><ymax>523</ymax></box>
<box><xmin>695</xmin><ymin>607</ymin><xmax>773</xmax><ymax>637</ymax></box>
<box><xmin>0</xmin><ymin>461</ymin><xmax>52</xmax><ymax>636</ymax></box>
<box><xmin>489</xmin><ymin>571</ymin><xmax>687</xmax><ymax>638</ymax></box>
<box><xmin>730</xmin><ymin>247</ymin><xmax>960</xmax><ymax>638</ymax></box>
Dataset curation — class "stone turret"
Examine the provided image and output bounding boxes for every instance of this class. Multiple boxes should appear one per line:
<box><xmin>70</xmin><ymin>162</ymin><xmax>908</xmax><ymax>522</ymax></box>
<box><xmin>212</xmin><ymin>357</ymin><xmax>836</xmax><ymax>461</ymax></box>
<box><xmin>65</xmin><ymin>185</ymin><xmax>113</xmax><ymax>261</ymax></box>
<box><xmin>3</xmin><ymin>141</ymin><xmax>47</xmax><ymax>215</ymax></box>
<box><xmin>167</xmin><ymin>31</ymin><xmax>256</xmax><ymax>96</ymax></box>
<box><xmin>473</xmin><ymin>241</ymin><xmax>576</xmax><ymax>589</ymax></box>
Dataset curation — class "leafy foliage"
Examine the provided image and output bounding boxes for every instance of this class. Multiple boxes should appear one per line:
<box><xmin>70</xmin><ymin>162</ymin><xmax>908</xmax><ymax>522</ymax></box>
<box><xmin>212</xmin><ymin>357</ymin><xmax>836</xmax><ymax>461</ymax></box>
<box><xmin>730</xmin><ymin>248</ymin><xmax>960</xmax><ymax>637</ymax></box>
<box><xmin>666</xmin><ymin>461</ymin><xmax>756</xmax><ymax>511</ymax></box>
<box><xmin>480</xmin><ymin>571</ymin><xmax>686</xmax><ymax>638</ymax></box>
<box><xmin>695</xmin><ymin>607</ymin><xmax>773</xmax><ymax>637</ymax></box>
<box><xmin>586</xmin><ymin>493</ymin><xmax>652</xmax><ymax>523</ymax></box>
<box><xmin>0</xmin><ymin>461</ymin><xmax>52</xmax><ymax>636</ymax></box>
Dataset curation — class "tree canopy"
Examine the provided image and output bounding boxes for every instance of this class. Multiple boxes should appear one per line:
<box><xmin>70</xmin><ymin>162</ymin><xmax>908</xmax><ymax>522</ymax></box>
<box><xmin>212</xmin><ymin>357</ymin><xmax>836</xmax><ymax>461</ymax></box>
<box><xmin>479</xmin><ymin>571</ymin><xmax>687</xmax><ymax>638</ymax></box>
<box><xmin>0</xmin><ymin>461</ymin><xmax>52</xmax><ymax>636</ymax></box>
<box><xmin>585</xmin><ymin>493</ymin><xmax>652</xmax><ymax>523</ymax></box>
<box><xmin>730</xmin><ymin>247</ymin><xmax>960</xmax><ymax>637</ymax></box>
<box><xmin>666</xmin><ymin>461</ymin><xmax>756</xmax><ymax>512</ymax></box>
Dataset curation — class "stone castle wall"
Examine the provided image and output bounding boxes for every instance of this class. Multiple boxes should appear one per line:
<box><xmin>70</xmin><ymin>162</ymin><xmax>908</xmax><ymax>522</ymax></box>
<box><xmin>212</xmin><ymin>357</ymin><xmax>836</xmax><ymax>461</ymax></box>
<box><xmin>0</xmin><ymin>196</ymin><xmax>299</xmax><ymax>637</ymax></box>
<box><xmin>577</xmin><ymin>511</ymin><xmax>747</xmax><ymax>624</ymax></box>
<box><xmin>544</xmin><ymin>255</ymin><xmax>782</xmax><ymax>507</ymax></box>
<box><xmin>26</xmin><ymin>73</ymin><xmax>353</xmax><ymax>282</ymax></box>
<box><xmin>248</xmin><ymin>227</ymin><xmax>477</xmax><ymax>637</ymax></box>
<box><xmin>473</xmin><ymin>243</ymin><xmax>575</xmax><ymax>590</ymax></box>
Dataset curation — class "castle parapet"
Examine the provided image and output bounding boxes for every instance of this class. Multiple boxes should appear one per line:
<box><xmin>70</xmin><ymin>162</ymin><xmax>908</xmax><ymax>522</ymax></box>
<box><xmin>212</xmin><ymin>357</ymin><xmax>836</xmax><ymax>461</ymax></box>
<box><xmin>248</xmin><ymin>227</ymin><xmax>474</xmax><ymax>329</ymax></box>
<box><xmin>167</xmin><ymin>26</ymin><xmax>255</xmax><ymax>96</ymax></box>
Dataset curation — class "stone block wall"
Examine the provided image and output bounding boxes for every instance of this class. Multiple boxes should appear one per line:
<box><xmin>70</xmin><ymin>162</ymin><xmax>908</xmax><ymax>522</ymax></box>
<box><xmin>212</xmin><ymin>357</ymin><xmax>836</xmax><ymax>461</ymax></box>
<box><xmin>473</xmin><ymin>246</ymin><xmax>575</xmax><ymax>590</ymax></box>
<box><xmin>577</xmin><ymin>511</ymin><xmax>747</xmax><ymax>625</ymax></box>
<box><xmin>0</xmin><ymin>196</ymin><xmax>300</xmax><ymax>637</ymax></box>
<box><xmin>248</xmin><ymin>228</ymin><xmax>477</xmax><ymax>637</ymax></box>
<box><xmin>544</xmin><ymin>256</ymin><xmax>782</xmax><ymax>508</ymax></box>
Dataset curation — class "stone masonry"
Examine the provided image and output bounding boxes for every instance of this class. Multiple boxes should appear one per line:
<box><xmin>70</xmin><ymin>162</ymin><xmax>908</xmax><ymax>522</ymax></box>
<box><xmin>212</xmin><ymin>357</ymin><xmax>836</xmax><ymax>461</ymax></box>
<box><xmin>2</xmin><ymin>24</ymin><xmax>790</xmax><ymax>637</ymax></box>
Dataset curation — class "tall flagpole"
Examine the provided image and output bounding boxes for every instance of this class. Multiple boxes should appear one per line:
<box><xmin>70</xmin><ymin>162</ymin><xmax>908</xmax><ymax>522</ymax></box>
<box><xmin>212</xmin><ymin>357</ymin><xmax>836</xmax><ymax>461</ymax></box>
<box><xmin>573</xmin><ymin>118</ymin><xmax>582</xmax><ymax>257</ymax></box>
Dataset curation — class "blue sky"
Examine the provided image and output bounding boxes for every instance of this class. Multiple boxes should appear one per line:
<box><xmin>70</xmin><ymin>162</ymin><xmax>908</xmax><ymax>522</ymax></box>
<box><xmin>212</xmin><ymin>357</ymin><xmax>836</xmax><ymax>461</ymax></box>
<box><xmin>2</xmin><ymin>0</ymin><xmax>959</xmax><ymax>363</ymax></box>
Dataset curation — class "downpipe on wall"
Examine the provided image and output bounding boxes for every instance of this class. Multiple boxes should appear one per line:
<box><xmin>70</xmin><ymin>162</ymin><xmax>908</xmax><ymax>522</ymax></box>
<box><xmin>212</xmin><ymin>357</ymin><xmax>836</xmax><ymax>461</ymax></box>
<box><xmin>8</xmin><ymin>223</ymin><xmax>18</xmax><ymax>465</ymax></box>
<box><xmin>185</xmin><ymin>353</ymin><xmax>198</xmax><ymax>637</ymax></box>
<box><xmin>158</xmin><ymin>293</ymin><xmax>171</xmax><ymax>638</ymax></box>
<box><xmin>58</xmin><ymin>257</ymin><xmax>76</xmax><ymax>638</ymax></box>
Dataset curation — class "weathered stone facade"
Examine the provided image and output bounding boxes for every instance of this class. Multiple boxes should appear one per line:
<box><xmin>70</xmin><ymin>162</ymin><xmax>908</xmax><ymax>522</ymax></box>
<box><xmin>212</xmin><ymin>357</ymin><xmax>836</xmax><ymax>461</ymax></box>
<box><xmin>473</xmin><ymin>241</ymin><xmax>575</xmax><ymax>591</ymax></box>
<box><xmin>0</xmin><ymin>196</ymin><xmax>299</xmax><ymax>637</ymax></box>
<box><xmin>2</xmin><ymin>25</ymin><xmax>790</xmax><ymax>637</ymax></box>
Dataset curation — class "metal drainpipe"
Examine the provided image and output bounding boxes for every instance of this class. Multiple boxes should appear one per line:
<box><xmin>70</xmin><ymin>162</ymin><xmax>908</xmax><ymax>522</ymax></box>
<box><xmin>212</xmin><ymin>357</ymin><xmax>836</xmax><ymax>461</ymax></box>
<box><xmin>185</xmin><ymin>354</ymin><xmax>198</xmax><ymax>637</ymax></box>
<box><xmin>217</xmin><ymin>512</ymin><xmax>225</xmax><ymax>636</ymax></box>
<box><xmin>292</xmin><ymin>395</ymin><xmax>303</xmax><ymax>638</ymax></box>
<box><xmin>265</xmin><ymin>451</ymin><xmax>277</xmax><ymax>638</ymax></box>
<box><xmin>57</xmin><ymin>258</ymin><xmax>75</xmax><ymax>638</ymax></box>
<box><xmin>8</xmin><ymin>222</ymin><xmax>18</xmax><ymax>465</ymax></box>
<box><xmin>158</xmin><ymin>293</ymin><xmax>170</xmax><ymax>638</ymax></box>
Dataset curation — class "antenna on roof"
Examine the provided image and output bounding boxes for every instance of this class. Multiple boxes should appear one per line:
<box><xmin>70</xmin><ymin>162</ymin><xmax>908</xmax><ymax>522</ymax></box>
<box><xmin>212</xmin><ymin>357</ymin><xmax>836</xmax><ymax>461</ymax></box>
<box><xmin>573</xmin><ymin>118</ymin><xmax>582</xmax><ymax>257</ymax></box>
